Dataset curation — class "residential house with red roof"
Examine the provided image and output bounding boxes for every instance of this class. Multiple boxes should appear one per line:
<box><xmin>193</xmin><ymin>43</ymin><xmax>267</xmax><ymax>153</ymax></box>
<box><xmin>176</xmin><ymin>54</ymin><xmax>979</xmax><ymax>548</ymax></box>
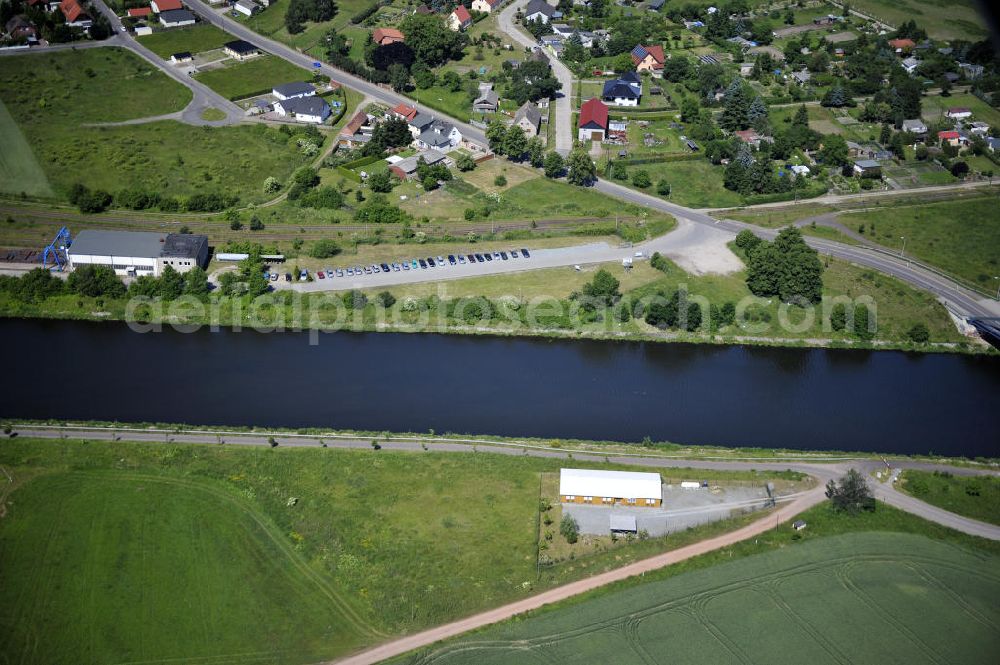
<box><xmin>372</xmin><ymin>27</ymin><xmax>404</xmax><ymax>46</ymax></box>
<box><xmin>392</xmin><ymin>103</ymin><xmax>418</xmax><ymax>122</ymax></box>
<box><xmin>150</xmin><ymin>0</ymin><xmax>182</xmax><ymax>11</ymax></box>
<box><xmin>127</xmin><ymin>6</ymin><xmax>152</xmax><ymax>17</ymax></box>
<box><xmin>338</xmin><ymin>110</ymin><xmax>372</xmax><ymax>148</ymax></box>
<box><xmin>631</xmin><ymin>44</ymin><xmax>665</xmax><ymax>75</ymax></box>
<box><xmin>578</xmin><ymin>97</ymin><xmax>608</xmax><ymax>142</ymax></box>
<box><xmin>938</xmin><ymin>130</ymin><xmax>962</xmax><ymax>147</ymax></box>
<box><xmin>60</xmin><ymin>0</ymin><xmax>92</xmax><ymax>27</ymax></box>
<box><xmin>448</xmin><ymin>4</ymin><xmax>472</xmax><ymax>31</ymax></box>
<box><xmin>888</xmin><ymin>38</ymin><xmax>914</xmax><ymax>52</ymax></box>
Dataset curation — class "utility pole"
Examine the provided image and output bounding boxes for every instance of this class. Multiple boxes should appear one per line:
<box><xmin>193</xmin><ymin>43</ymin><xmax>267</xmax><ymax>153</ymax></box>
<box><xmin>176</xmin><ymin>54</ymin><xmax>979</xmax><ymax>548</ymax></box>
<box><xmin>900</xmin><ymin>236</ymin><xmax>906</xmax><ymax>258</ymax></box>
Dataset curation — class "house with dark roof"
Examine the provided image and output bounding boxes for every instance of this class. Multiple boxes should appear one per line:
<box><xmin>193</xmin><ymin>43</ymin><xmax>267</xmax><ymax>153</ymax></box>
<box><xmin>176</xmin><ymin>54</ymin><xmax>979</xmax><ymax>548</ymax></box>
<box><xmin>578</xmin><ymin>97</ymin><xmax>608</xmax><ymax>142</ymax></box>
<box><xmin>416</xmin><ymin>120</ymin><xmax>462</xmax><ymax>150</ymax></box>
<box><xmin>473</xmin><ymin>82</ymin><xmax>499</xmax><ymax>113</ymax></box>
<box><xmin>272</xmin><ymin>81</ymin><xmax>316</xmax><ymax>100</ymax></box>
<box><xmin>853</xmin><ymin>159</ymin><xmax>882</xmax><ymax>177</ymax></box>
<box><xmin>601</xmin><ymin>71</ymin><xmax>641</xmax><ymax>106</ymax></box>
<box><xmin>170</xmin><ymin>51</ymin><xmax>193</xmax><ymax>63</ymax></box>
<box><xmin>274</xmin><ymin>96</ymin><xmax>331</xmax><ymax>124</ymax></box>
<box><xmin>448</xmin><ymin>5</ymin><xmax>472</xmax><ymax>31</ymax></box>
<box><xmin>224</xmin><ymin>40</ymin><xmax>260</xmax><ymax>60</ymax></box>
<box><xmin>631</xmin><ymin>44</ymin><xmax>665</xmax><ymax>74</ymax></box>
<box><xmin>67</xmin><ymin>230</ymin><xmax>208</xmax><ymax>277</ymax></box>
<box><xmin>524</xmin><ymin>0</ymin><xmax>557</xmax><ymax>23</ymax></box>
<box><xmin>407</xmin><ymin>112</ymin><xmax>435</xmax><ymax>139</ymax></box>
<box><xmin>159</xmin><ymin>9</ymin><xmax>195</xmax><ymax>27</ymax></box>
<box><xmin>513</xmin><ymin>102</ymin><xmax>542</xmax><ymax>136</ymax></box>
<box><xmin>388</xmin><ymin>149</ymin><xmax>448</xmax><ymax>180</ymax></box>
<box><xmin>5</xmin><ymin>15</ymin><xmax>37</xmax><ymax>40</ymax></box>
<box><xmin>901</xmin><ymin>119</ymin><xmax>926</xmax><ymax>134</ymax></box>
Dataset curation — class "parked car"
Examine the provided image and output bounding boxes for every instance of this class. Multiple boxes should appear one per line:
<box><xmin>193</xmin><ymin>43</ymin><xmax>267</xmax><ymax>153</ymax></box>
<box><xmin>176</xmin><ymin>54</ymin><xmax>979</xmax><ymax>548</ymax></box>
<box><xmin>285</xmin><ymin>273</ymin><xmax>292</xmax><ymax>282</ymax></box>
<box><xmin>419</xmin><ymin>259</ymin><xmax>427</xmax><ymax>268</ymax></box>
<box><xmin>448</xmin><ymin>255</ymin><xmax>456</xmax><ymax>265</ymax></box>
<box><xmin>437</xmin><ymin>256</ymin><xmax>446</xmax><ymax>265</ymax></box>
<box><xmin>381</xmin><ymin>263</ymin><xmax>391</xmax><ymax>272</ymax></box>
<box><xmin>326</xmin><ymin>268</ymin><xmax>334</xmax><ymax>276</ymax></box>
<box><xmin>335</xmin><ymin>268</ymin><xmax>344</xmax><ymax>277</ymax></box>
<box><xmin>493</xmin><ymin>252</ymin><xmax>501</xmax><ymax>259</ymax></box>
<box><xmin>299</xmin><ymin>269</ymin><xmax>308</xmax><ymax>281</ymax></box>
<box><xmin>270</xmin><ymin>273</ymin><xmax>278</xmax><ymax>281</ymax></box>
<box><xmin>354</xmin><ymin>266</ymin><xmax>363</xmax><ymax>275</ymax></box>
<box><xmin>392</xmin><ymin>263</ymin><xmax>401</xmax><ymax>272</ymax></box>
<box><xmin>458</xmin><ymin>255</ymin><xmax>466</xmax><ymax>264</ymax></box>
<box><xmin>500</xmin><ymin>251</ymin><xmax>508</xmax><ymax>260</ymax></box>
<box><xmin>484</xmin><ymin>253</ymin><xmax>493</xmax><ymax>261</ymax></box>
<box><xmin>467</xmin><ymin>254</ymin><xmax>477</xmax><ymax>263</ymax></box>
<box><xmin>402</xmin><ymin>262</ymin><xmax>410</xmax><ymax>271</ymax></box>
<box><xmin>363</xmin><ymin>266</ymin><xmax>372</xmax><ymax>274</ymax></box>
<box><xmin>317</xmin><ymin>271</ymin><xmax>325</xmax><ymax>279</ymax></box>
<box><xmin>372</xmin><ymin>264</ymin><xmax>380</xmax><ymax>273</ymax></box>
<box><xmin>521</xmin><ymin>248</ymin><xmax>531</xmax><ymax>257</ymax></box>
<box><xmin>427</xmin><ymin>257</ymin><xmax>436</xmax><ymax>267</ymax></box>
<box><xmin>510</xmin><ymin>249</ymin><xmax>519</xmax><ymax>258</ymax></box>
<box><xmin>474</xmin><ymin>253</ymin><xmax>484</xmax><ymax>262</ymax></box>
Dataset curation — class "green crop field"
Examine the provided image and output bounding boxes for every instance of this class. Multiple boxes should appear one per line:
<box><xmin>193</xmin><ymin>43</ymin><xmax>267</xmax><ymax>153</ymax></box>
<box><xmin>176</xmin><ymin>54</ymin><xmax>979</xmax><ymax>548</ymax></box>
<box><xmin>137</xmin><ymin>23</ymin><xmax>233</xmax><ymax>59</ymax></box>
<box><xmin>848</xmin><ymin>0</ymin><xmax>987</xmax><ymax>41</ymax></box>
<box><xmin>0</xmin><ymin>97</ymin><xmax>53</xmax><ymax>198</ymax></box>
<box><xmin>397</xmin><ymin>531</ymin><xmax>1000</xmax><ymax>664</ymax></box>
<box><xmin>838</xmin><ymin>195</ymin><xmax>1000</xmax><ymax>288</ymax></box>
<box><xmin>194</xmin><ymin>55</ymin><xmax>312</xmax><ymax>101</ymax></box>
<box><xmin>0</xmin><ymin>48</ymin><xmax>313</xmax><ymax>203</ymax></box>
<box><xmin>0</xmin><ymin>437</ymin><xmax>804</xmax><ymax>663</ymax></box>
<box><xmin>901</xmin><ymin>471</ymin><xmax>1000</xmax><ymax>526</ymax></box>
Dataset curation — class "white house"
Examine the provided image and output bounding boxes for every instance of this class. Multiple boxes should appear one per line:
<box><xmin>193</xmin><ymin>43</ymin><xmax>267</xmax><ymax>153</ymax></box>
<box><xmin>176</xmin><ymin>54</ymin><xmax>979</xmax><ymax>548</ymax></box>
<box><xmin>471</xmin><ymin>0</ymin><xmax>502</xmax><ymax>13</ymax></box>
<box><xmin>946</xmin><ymin>107</ymin><xmax>972</xmax><ymax>119</ymax></box>
<box><xmin>901</xmin><ymin>57</ymin><xmax>920</xmax><ymax>74</ymax></box>
<box><xmin>234</xmin><ymin>0</ymin><xmax>260</xmax><ymax>16</ymax></box>
<box><xmin>524</xmin><ymin>0</ymin><xmax>556</xmax><ymax>23</ymax></box>
<box><xmin>901</xmin><ymin>119</ymin><xmax>927</xmax><ymax>134</ymax></box>
<box><xmin>447</xmin><ymin>4</ymin><xmax>472</xmax><ymax>31</ymax></box>
<box><xmin>159</xmin><ymin>9</ymin><xmax>195</xmax><ymax>27</ymax></box>
<box><xmin>415</xmin><ymin>120</ymin><xmax>462</xmax><ymax>150</ymax></box>
<box><xmin>272</xmin><ymin>81</ymin><xmax>316</xmax><ymax>100</ymax></box>
<box><xmin>559</xmin><ymin>468</ymin><xmax>663</xmax><ymax>507</ymax></box>
<box><xmin>601</xmin><ymin>71</ymin><xmax>642</xmax><ymax>106</ymax></box>
<box><xmin>274</xmin><ymin>96</ymin><xmax>332</xmax><ymax>124</ymax></box>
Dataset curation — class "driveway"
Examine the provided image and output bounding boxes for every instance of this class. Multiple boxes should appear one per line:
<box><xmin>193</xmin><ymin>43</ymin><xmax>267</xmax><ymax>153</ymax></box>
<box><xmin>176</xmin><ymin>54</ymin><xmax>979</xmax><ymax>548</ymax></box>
<box><xmin>497</xmin><ymin>0</ymin><xmax>573</xmax><ymax>154</ymax></box>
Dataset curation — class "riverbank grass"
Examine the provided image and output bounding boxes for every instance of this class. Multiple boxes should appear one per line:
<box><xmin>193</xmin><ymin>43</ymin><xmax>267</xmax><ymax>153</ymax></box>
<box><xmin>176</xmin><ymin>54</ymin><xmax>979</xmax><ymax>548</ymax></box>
<box><xmin>900</xmin><ymin>470</ymin><xmax>1000</xmax><ymax>526</ymax></box>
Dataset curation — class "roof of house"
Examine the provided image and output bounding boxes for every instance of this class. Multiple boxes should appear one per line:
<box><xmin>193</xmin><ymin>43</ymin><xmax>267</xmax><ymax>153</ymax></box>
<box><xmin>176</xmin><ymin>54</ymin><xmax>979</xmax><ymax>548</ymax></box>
<box><xmin>559</xmin><ymin>468</ymin><xmax>662</xmax><ymax>500</ymax></box>
<box><xmin>514</xmin><ymin>101</ymin><xmax>541</xmax><ymax>128</ymax></box>
<box><xmin>474</xmin><ymin>88</ymin><xmax>498</xmax><ymax>108</ymax></box>
<box><xmin>279</xmin><ymin>96</ymin><xmax>331</xmax><ymax>117</ymax></box>
<box><xmin>947</xmin><ymin>107</ymin><xmax>971</xmax><ymax>114</ymax></box>
<box><xmin>631</xmin><ymin>44</ymin><xmax>665</xmax><ymax>66</ymax></box>
<box><xmin>392</xmin><ymin>103</ymin><xmax>418</xmax><ymax>120</ymax></box>
<box><xmin>792</xmin><ymin>69</ymin><xmax>811</xmax><ymax>82</ymax></box>
<box><xmin>373</xmin><ymin>27</ymin><xmax>404</xmax><ymax>43</ymax></box>
<box><xmin>602</xmin><ymin>78</ymin><xmax>641</xmax><ymax>100</ymax></box>
<box><xmin>854</xmin><ymin>159</ymin><xmax>881</xmax><ymax>168</ymax></box>
<box><xmin>902</xmin><ymin>56</ymin><xmax>920</xmax><ymax>68</ymax></box>
<box><xmin>938</xmin><ymin>130</ymin><xmax>960</xmax><ymax>139</ymax></box>
<box><xmin>393</xmin><ymin>149</ymin><xmax>447</xmax><ymax>174</ymax></box>
<box><xmin>418</xmin><ymin>124</ymin><xmax>457</xmax><ymax>148</ymax></box>
<box><xmin>578</xmin><ymin>97</ymin><xmax>608</xmax><ymax>129</ymax></box>
<box><xmin>273</xmin><ymin>81</ymin><xmax>315</xmax><ymax>97</ymax></box>
<box><xmin>152</xmin><ymin>0</ymin><xmax>182</xmax><ymax>10</ymax></box>
<box><xmin>451</xmin><ymin>4</ymin><xmax>471</xmax><ymax>22</ymax></box>
<box><xmin>409</xmin><ymin>112</ymin><xmax>435</xmax><ymax>129</ymax></box>
<box><xmin>734</xmin><ymin>129</ymin><xmax>760</xmax><ymax>142</ymax></box>
<box><xmin>888</xmin><ymin>38</ymin><xmax>914</xmax><ymax>49</ymax></box>
<box><xmin>525</xmin><ymin>0</ymin><xmax>555</xmax><ymax>16</ymax></box>
<box><xmin>69</xmin><ymin>230</ymin><xmax>206</xmax><ymax>259</ymax></box>
<box><xmin>160</xmin><ymin>9</ymin><xmax>195</xmax><ymax>22</ymax></box>
<box><xmin>59</xmin><ymin>0</ymin><xmax>86</xmax><ymax>22</ymax></box>
<box><xmin>225</xmin><ymin>39</ymin><xmax>258</xmax><ymax>54</ymax></box>
<box><xmin>340</xmin><ymin>110</ymin><xmax>369</xmax><ymax>136</ymax></box>
<box><xmin>127</xmin><ymin>6</ymin><xmax>152</xmax><ymax>16</ymax></box>
<box><xmin>235</xmin><ymin>0</ymin><xmax>257</xmax><ymax>8</ymax></box>
<box><xmin>6</xmin><ymin>14</ymin><xmax>35</xmax><ymax>31</ymax></box>
<box><xmin>901</xmin><ymin>119</ymin><xmax>926</xmax><ymax>129</ymax></box>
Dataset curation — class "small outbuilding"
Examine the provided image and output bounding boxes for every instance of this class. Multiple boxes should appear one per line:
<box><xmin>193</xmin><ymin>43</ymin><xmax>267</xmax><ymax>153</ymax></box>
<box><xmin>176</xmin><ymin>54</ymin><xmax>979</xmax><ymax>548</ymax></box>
<box><xmin>610</xmin><ymin>514</ymin><xmax>638</xmax><ymax>534</ymax></box>
<box><xmin>792</xmin><ymin>520</ymin><xmax>807</xmax><ymax>531</ymax></box>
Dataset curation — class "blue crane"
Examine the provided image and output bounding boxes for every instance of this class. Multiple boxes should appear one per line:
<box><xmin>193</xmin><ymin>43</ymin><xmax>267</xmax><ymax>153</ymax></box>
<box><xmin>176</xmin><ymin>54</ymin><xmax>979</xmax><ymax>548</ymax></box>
<box><xmin>40</xmin><ymin>226</ymin><xmax>72</xmax><ymax>271</ymax></box>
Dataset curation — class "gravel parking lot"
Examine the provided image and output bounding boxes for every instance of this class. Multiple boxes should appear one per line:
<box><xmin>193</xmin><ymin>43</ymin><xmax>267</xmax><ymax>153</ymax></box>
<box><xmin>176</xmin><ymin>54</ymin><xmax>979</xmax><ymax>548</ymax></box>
<box><xmin>565</xmin><ymin>484</ymin><xmax>771</xmax><ymax>537</ymax></box>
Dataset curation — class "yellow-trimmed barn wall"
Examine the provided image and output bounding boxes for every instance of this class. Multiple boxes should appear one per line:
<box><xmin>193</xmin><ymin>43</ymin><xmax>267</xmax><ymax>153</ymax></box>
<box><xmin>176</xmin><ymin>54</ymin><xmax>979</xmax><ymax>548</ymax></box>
<box><xmin>561</xmin><ymin>495</ymin><xmax>661</xmax><ymax>507</ymax></box>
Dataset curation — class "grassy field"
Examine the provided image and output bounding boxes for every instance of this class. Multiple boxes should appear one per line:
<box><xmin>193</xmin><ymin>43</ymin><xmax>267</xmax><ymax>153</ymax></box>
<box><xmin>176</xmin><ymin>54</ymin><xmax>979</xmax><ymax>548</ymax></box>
<box><xmin>0</xmin><ymin>48</ymin><xmax>313</xmax><ymax>203</ymax></box>
<box><xmin>920</xmin><ymin>93</ymin><xmax>1000</xmax><ymax>128</ymax></box>
<box><xmin>0</xmin><ymin>436</ymin><xmax>804</xmax><ymax>662</ymax></box>
<box><xmin>838</xmin><ymin>195</ymin><xmax>1000</xmax><ymax>288</ymax></box>
<box><xmin>900</xmin><ymin>470</ymin><xmax>1000</xmax><ymax>526</ymax></box>
<box><xmin>137</xmin><ymin>23</ymin><xmax>232</xmax><ymax>59</ymax></box>
<box><xmin>194</xmin><ymin>55</ymin><xmax>313</xmax><ymax>100</ymax></box>
<box><xmin>0</xmin><ymin>97</ymin><xmax>53</xmax><ymax>198</ymax></box>
<box><xmin>393</xmin><ymin>527</ymin><xmax>1000</xmax><ymax>663</ymax></box>
<box><xmin>607</xmin><ymin>159</ymin><xmax>745</xmax><ymax>208</ymax></box>
<box><xmin>849</xmin><ymin>0</ymin><xmax>987</xmax><ymax>40</ymax></box>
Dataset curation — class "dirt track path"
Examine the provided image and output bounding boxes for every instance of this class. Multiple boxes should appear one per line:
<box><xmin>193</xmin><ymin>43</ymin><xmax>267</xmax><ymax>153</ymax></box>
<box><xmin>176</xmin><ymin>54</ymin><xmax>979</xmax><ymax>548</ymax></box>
<box><xmin>327</xmin><ymin>485</ymin><xmax>830</xmax><ymax>665</ymax></box>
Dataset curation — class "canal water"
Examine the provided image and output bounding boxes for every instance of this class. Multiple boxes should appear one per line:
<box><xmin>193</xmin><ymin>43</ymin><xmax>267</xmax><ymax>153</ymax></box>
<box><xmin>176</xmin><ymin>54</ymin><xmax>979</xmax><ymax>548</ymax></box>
<box><xmin>2</xmin><ymin>319</ymin><xmax>998</xmax><ymax>457</ymax></box>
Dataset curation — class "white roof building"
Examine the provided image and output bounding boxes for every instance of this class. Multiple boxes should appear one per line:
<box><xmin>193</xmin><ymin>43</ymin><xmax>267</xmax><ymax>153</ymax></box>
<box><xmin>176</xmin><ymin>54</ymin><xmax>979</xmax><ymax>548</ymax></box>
<box><xmin>559</xmin><ymin>468</ymin><xmax>662</xmax><ymax>501</ymax></box>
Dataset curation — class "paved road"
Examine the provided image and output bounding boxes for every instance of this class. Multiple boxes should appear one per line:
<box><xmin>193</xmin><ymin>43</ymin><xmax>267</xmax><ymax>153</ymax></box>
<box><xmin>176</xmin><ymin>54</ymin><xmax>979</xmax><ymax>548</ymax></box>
<box><xmin>286</xmin><ymin>218</ymin><xmax>738</xmax><ymax>293</ymax></box>
<box><xmin>182</xmin><ymin>0</ymin><xmax>489</xmax><ymax>146</ymax></box>
<box><xmin>90</xmin><ymin>0</ymin><xmax>245</xmax><ymax>125</ymax></box>
<box><xmin>10</xmin><ymin>424</ymin><xmax>999</xmax><ymax>664</ymax></box>
<box><xmin>592</xmin><ymin>178</ymin><xmax>1000</xmax><ymax>318</ymax></box>
<box><xmin>497</xmin><ymin>0</ymin><xmax>573</xmax><ymax>154</ymax></box>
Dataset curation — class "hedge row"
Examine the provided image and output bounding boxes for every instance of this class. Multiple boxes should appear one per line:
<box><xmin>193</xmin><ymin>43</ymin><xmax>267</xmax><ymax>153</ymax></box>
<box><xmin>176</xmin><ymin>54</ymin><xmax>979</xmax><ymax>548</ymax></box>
<box><xmin>618</xmin><ymin>152</ymin><xmax>702</xmax><ymax>165</ymax></box>
<box><xmin>741</xmin><ymin>183</ymin><xmax>828</xmax><ymax>205</ymax></box>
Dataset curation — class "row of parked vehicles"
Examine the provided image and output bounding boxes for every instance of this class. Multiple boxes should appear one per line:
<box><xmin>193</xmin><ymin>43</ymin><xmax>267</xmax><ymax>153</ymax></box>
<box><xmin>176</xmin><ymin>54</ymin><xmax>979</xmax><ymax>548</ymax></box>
<box><xmin>311</xmin><ymin>249</ymin><xmax>533</xmax><ymax>280</ymax></box>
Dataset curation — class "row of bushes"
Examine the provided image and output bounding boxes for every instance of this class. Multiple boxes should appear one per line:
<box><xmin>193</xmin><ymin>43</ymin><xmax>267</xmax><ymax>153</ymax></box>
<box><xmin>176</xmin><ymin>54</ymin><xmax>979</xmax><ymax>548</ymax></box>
<box><xmin>617</xmin><ymin>152</ymin><xmax>703</xmax><ymax>166</ymax></box>
<box><xmin>68</xmin><ymin>184</ymin><xmax>237</xmax><ymax>214</ymax></box>
<box><xmin>741</xmin><ymin>181</ymin><xmax>828</xmax><ymax>205</ymax></box>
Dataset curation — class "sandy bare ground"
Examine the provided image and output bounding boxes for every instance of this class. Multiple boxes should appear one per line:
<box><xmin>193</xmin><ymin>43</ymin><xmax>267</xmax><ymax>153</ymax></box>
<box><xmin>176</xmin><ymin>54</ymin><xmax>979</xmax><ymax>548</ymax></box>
<box><xmin>327</xmin><ymin>484</ymin><xmax>827</xmax><ymax>665</ymax></box>
<box><xmin>652</xmin><ymin>218</ymin><xmax>743</xmax><ymax>275</ymax></box>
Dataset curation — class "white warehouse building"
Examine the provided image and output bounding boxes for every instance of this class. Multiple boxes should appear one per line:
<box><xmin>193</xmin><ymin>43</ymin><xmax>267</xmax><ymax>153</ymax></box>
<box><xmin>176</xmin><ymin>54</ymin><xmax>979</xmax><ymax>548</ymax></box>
<box><xmin>67</xmin><ymin>230</ymin><xmax>209</xmax><ymax>277</ymax></box>
<box><xmin>559</xmin><ymin>468</ymin><xmax>663</xmax><ymax>507</ymax></box>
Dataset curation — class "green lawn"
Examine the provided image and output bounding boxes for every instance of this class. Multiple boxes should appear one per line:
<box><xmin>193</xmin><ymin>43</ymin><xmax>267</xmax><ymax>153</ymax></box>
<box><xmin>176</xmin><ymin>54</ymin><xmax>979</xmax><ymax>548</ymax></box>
<box><xmin>0</xmin><ymin>48</ymin><xmax>314</xmax><ymax>204</ymax></box>
<box><xmin>901</xmin><ymin>471</ymin><xmax>1000</xmax><ymax>526</ymax></box>
<box><xmin>838</xmin><ymin>195</ymin><xmax>1000</xmax><ymax>288</ymax></box>
<box><xmin>608</xmin><ymin>159</ymin><xmax>745</xmax><ymax>208</ymax></box>
<box><xmin>392</xmin><ymin>528</ymin><xmax>1000</xmax><ymax>664</ymax></box>
<box><xmin>0</xmin><ymin>97</ymin><xmax>53</xmax><ymax>198</ymax></box>
<box><xmin>194</xmin><ymin>55</ymin><xmax>313</xmax><ymax>100</ymax></box>
<box><xmin>137</xmin><ymin>23</ymin><xmax>232</xmax><ymax>59</ymax></box>
<box><xmin>921</xmin><ymin>93</ymin><xmax>1000</xmax><ymax>128</ymax></box>
<box><xmin>848</xmin><ymin>0</ymin><xmax>987</xmax><ymax>40</ymax></box>
<box><xmin>0</xmin><ymin>436</ymin><xmax>803</xmax><ymax>660</ymax></box>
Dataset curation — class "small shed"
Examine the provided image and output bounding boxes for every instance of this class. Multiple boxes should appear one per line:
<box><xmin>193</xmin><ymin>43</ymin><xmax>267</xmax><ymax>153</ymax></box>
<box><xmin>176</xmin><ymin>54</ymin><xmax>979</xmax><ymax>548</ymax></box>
<box><xmin>610</xmin><ymin>514</ymin><xmax>637</xmax><ymax>534</ymax></box>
